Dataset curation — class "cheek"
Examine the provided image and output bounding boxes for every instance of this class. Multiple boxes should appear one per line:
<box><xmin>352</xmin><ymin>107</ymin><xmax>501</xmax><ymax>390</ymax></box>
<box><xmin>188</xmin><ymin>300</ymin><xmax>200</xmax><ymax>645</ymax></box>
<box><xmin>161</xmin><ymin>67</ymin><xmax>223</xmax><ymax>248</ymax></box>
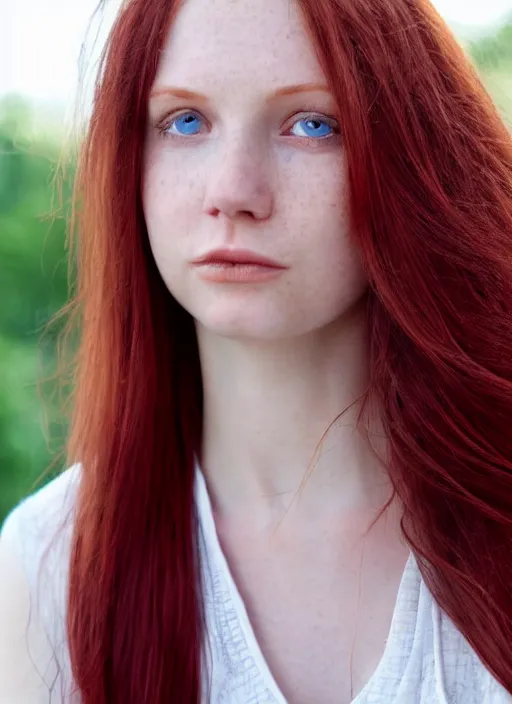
<box><xmin>142</xmin><ymin>154</ymin><xmax>205</xmax><ymax>274</ymax></box>
<box><xmin>282</xmin><ymin>159</ymin><xmax>367</xmax><ymax>307</ymax></box>
<box><xmin>143</xmin><ymin>154</ymin><xmax>199</xmax><ymax>228</ymax></box>
<box><xmin>282</xmin><ymin>156</ymin><xmax>355</xmax><ymax>262</ymax></box>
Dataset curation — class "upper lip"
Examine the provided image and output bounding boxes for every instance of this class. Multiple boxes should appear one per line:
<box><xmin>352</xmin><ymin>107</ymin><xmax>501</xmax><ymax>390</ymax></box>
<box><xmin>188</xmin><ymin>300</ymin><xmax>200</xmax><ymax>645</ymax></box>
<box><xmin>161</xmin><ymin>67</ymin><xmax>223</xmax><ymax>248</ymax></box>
<box><xmin>191</xmin><ymin>248</ymin><xmax>287</xmax><ymax>268</ymax></box>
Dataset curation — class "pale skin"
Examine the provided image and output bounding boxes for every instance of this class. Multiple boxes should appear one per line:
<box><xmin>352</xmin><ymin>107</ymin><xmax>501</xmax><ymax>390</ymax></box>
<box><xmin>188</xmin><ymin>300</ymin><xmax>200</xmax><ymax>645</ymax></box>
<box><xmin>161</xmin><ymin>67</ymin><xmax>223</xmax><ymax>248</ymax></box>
<box><xmin>143</xmin><ymin>0</ymin><xmax>410</xmax><ymax>703</ymax></box>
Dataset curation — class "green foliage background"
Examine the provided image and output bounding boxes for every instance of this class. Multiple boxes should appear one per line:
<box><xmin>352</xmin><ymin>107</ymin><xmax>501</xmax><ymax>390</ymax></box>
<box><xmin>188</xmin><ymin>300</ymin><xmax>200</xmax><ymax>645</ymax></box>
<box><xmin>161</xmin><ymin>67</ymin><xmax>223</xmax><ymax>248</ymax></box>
<box><xmin>0</xmin><ymin>26</ymin><xmax>511</xmax><ymax>523</ymax></box>
<box><xmin>0</xmin><ymin>97</ymin><xmax>73</xmax><ymax>520</ymax></box>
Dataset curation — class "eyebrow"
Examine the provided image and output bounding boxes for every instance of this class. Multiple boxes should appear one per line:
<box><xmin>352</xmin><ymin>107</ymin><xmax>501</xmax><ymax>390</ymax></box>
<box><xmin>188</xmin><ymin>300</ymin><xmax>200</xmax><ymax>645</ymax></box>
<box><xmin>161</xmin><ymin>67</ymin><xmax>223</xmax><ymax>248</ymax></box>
<box><xmin>149</xmin><ymin>82</ymin><xmax>331</xmax><ymax>102</ymax></box>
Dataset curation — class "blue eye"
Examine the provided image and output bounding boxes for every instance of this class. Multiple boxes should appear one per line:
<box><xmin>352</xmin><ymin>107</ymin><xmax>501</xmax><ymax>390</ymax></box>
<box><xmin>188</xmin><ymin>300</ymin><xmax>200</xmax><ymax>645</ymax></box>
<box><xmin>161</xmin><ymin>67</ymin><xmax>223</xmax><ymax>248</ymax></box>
<box><xmin>291</xmin><ymin>117</ymin><xmax>335</xmax><ymax>139</ymax></box>
<box><xmin>165</xmin><ymin>111</ymin><xmax>203</xmax><ymax>136</ymax></box>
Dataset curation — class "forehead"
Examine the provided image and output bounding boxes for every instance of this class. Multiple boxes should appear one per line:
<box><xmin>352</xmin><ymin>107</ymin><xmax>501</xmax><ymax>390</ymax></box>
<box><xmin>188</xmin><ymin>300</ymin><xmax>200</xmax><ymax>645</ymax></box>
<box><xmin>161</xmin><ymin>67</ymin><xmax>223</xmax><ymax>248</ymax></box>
<box><xmin>153</xmin><ymin>0</ymin><xmax>326</xmax><ymax>94</ymax></box>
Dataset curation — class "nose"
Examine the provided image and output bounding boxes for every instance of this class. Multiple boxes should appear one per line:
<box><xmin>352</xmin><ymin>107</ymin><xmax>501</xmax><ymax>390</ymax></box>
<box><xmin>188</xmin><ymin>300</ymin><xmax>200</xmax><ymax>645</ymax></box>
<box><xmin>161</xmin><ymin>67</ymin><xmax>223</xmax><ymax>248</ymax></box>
<box><xmin>203</xmin><ymin>137</ymin><xmax>274</xmax><ymax>222</ymax></box>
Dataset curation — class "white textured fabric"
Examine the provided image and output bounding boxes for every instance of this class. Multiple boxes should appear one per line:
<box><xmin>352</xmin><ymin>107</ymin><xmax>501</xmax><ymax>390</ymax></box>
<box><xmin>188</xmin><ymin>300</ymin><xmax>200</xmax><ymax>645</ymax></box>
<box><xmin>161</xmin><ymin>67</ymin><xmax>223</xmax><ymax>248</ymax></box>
<box><xmin>1</xmin><ymin>464</ymin><xmax>510</xmax><ymax>703</ymax></box>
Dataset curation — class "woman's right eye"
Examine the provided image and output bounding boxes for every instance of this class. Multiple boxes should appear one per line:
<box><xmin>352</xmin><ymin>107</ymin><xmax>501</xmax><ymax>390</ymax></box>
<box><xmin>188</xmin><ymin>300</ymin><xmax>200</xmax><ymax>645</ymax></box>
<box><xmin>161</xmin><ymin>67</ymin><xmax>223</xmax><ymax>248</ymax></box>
<box><xmin>158</xmin><ymin>111</ymin><xmax>205</xmax><ymax>137</ymax></box>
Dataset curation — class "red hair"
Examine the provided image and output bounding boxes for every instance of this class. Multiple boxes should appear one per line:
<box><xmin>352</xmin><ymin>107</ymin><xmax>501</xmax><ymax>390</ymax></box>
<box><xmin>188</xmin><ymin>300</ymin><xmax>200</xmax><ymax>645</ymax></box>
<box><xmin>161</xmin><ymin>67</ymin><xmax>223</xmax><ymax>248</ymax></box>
<box><xmin>61</xmin><ymin>0</ymin><xmax>512</xmax><ymax>700</ymax></box>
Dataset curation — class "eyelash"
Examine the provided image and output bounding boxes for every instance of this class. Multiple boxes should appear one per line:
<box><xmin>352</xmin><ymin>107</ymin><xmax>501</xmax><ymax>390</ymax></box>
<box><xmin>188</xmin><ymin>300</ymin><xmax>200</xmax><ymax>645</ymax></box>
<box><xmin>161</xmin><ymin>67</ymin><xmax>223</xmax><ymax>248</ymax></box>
<box><xmin>156</xmin><ymin>109</ymin><xmax>341</xmax><ymax>143</ymax></box>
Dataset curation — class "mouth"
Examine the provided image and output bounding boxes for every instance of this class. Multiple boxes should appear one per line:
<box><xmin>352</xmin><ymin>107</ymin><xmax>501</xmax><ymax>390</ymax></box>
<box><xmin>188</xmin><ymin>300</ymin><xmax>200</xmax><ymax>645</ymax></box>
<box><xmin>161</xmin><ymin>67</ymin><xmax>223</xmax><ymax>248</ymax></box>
<box><xmin>191</xmin><ymin>248</ymin><xmax>287</xmax><ymax>269</ymax></box>
<box><xmin>190</xmin><ymin>249</ymin><xmax>287</xmax><ymax>284</ymax></box>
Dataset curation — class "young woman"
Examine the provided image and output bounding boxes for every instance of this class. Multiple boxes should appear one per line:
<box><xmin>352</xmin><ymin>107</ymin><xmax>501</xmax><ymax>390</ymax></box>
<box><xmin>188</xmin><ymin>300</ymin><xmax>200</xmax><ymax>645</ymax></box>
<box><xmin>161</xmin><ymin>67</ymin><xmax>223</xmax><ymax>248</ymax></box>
<box><xmin>1</xmin><ymin>0</ymin><xmax>511</xmax><ymax>701</ymax></box>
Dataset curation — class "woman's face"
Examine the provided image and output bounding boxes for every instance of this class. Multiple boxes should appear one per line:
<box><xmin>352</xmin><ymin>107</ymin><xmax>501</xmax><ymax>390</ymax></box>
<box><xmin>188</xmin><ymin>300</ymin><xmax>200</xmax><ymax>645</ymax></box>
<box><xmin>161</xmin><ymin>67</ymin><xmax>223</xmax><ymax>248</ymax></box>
<box><xmin>142</xmin><ymin>0</ymin><xmax>368</xmax><ymax>340</ymax></box>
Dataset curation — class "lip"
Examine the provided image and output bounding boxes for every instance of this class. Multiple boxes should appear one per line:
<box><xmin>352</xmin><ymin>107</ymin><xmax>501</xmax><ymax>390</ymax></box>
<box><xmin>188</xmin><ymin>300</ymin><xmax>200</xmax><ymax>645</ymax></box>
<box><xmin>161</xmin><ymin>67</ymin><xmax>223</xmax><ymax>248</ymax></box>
<box><xmin>191</xmin><ymin>248</ymin><xmax>287</xmax><ymax>269</ymax></box>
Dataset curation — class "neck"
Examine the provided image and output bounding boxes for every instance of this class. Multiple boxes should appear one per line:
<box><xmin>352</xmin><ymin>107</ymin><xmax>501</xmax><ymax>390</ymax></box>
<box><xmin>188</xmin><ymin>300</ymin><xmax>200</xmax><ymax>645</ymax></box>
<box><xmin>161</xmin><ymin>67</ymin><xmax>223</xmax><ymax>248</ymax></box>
<box><xmin>196</xmin><ymin>302</ymin><xmax>393</xmax><ymax>525</ymax></box>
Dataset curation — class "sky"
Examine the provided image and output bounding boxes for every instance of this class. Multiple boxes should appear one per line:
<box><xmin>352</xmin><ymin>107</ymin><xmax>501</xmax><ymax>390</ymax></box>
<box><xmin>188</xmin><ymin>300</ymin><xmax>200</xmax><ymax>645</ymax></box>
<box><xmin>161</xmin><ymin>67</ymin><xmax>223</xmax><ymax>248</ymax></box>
<box><xmin>1</xmin><ymin>0</ymin><xmax>512</xmax><ymax>111</ymax></box>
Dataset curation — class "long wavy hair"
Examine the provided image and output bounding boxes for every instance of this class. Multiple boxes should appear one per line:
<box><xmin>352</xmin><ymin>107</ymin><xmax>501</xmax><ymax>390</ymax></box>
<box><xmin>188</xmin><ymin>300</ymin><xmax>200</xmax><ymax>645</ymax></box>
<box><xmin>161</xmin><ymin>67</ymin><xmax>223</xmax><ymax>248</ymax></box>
<box><xmin>60</xmin><ymin>0</ymin><xmax>512</xmax><ymax>700</ymax></box>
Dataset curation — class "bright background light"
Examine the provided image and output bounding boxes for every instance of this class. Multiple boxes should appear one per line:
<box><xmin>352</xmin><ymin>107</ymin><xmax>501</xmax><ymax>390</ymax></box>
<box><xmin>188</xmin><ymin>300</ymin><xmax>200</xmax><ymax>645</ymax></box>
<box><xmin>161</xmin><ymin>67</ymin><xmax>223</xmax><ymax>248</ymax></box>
<box><xmin>1</xmin><ymin>0</ymin><xmax>511</xmax><ymax>109</ymax></box>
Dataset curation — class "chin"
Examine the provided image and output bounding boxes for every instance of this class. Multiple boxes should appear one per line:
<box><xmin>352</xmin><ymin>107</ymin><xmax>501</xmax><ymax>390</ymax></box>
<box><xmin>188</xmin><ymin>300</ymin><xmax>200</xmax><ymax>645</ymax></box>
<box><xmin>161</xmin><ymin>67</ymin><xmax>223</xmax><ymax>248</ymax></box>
<box><xmin>198</xmin><ymin>317</ymin><xmax>289</xmax><ymax>341</ymax></box>
<box><xmin>193</xmin><ymin>304</ymin><xmax>299</xmax><ymax>341</ymax></box>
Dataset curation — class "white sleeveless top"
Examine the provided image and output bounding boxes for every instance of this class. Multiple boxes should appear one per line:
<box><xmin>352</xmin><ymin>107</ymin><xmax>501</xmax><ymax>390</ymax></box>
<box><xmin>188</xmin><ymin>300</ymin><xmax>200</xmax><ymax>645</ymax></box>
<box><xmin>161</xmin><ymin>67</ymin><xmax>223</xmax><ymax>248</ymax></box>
<box><xmin>1</xmin><ymin>464</ymin><xmax>510</xmax><ymax>703</ymax></box>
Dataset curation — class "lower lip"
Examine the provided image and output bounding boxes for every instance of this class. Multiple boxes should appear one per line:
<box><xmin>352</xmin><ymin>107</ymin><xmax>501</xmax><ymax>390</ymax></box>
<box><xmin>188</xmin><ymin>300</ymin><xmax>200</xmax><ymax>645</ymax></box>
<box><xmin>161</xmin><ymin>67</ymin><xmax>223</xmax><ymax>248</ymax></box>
<box><xmin>192</xmin><ymin>262</ymin><xmax>286</xmax><ymax>283</ymax></box>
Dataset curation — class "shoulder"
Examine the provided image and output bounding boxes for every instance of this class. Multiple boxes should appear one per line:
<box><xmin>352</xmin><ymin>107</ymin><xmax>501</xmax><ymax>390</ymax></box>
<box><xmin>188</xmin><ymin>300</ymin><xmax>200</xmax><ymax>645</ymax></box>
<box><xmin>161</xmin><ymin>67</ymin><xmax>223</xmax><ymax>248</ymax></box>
<box><xmin>1</xmin><ymin>464</ymin><xmax>81</xmax><ymax>555</ymax></box>
<box><xmin>434</xmin><ymin>600</ymin><xmax>512</xmax><ymax>703</ymax></box>
<box><xmin>0</xmin><ymin>466</ymin><xmax>82</xmax><ymax>702</ymax></box>
<box><xmin>408</xmin><ymin>557</ymin><xmax>512</xmax><ymax>703</ymax></box>
<box><xmin>382</xmin><ymin>555</ymin><xmax>511</xmax><ymax>702</ymax></box>
<box><xmin>0</xmin><ymin>463</ymin><xmax>82</xmax><ymax>627</ymax></box>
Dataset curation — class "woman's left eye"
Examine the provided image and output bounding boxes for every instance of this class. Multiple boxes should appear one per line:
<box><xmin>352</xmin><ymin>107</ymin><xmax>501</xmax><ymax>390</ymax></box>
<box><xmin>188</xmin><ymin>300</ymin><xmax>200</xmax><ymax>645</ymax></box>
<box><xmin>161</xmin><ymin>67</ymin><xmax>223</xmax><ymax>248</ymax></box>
<box><xmin>157</xmin><ymin>111</ymin><xmax>339</xmax><ymax>140</ymax></box>
<box><xmin>288</xmin><ymin>116</ymin><xmax>338</xmax><ymax>139</ymax></box>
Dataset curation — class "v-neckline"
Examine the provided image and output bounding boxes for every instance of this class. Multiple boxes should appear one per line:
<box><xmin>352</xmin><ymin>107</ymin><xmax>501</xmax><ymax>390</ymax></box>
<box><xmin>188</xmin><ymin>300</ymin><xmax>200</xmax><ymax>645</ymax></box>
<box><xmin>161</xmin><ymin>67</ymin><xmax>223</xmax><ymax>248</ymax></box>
<box><xmin>195</xmin><ymin>463</ymin><xmax>418</xmax><ymax>704</ymax></box>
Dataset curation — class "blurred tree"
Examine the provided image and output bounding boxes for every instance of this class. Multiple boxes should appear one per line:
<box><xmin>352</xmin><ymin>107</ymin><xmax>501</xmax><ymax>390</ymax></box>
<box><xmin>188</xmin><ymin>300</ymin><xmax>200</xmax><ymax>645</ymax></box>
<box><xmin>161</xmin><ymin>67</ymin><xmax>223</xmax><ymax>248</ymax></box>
<box><xmin>0</xmin><ymin>96</ymin><xmax>73</xmax><ymax>521</ymax></box>
<box><xmin>470</xmin><ymin>16</ymin><xmax>512</xmax><ymax>70</ymax></box>
<box><xmin>469</xmin><ymin>18</ymin><xmax>512</xmax><ymax>123</ymax></box>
